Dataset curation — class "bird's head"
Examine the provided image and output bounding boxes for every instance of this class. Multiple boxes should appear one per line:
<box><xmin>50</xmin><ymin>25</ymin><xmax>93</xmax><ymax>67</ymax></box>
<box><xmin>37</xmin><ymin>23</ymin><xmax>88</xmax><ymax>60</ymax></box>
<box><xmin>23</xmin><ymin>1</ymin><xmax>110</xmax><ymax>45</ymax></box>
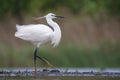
<box><xmin>45</xmin><ymin>13</ymin><xmax>64</xmax><ymax>19</ymax></box>
<box><xmin>33</xmin><ymin>13</ymin><xmax>64</xmax><ymax>20</ymax></box>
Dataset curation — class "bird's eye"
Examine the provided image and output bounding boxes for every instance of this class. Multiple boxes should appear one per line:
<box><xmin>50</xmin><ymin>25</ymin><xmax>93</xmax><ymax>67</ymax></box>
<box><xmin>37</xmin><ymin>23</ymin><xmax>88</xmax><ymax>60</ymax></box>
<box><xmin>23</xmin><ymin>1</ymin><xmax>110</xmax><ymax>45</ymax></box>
<box><xmin>51</xmin><ymin>15</ymin><xmax>54</xmax><ymax>16</ymax></box>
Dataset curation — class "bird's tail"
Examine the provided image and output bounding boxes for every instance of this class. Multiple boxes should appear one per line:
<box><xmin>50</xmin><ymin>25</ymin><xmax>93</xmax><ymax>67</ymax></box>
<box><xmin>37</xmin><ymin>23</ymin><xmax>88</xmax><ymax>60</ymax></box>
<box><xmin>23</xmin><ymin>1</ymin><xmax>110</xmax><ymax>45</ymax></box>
<box><xmin>15</xmin><ymin>24</ymin><xmax>23</xmax><ymax>38</ymax></box>
<box><xmin>16</xmin><ymin>24</ymin><xmax>20</xmax><ymax>30</ymax></box>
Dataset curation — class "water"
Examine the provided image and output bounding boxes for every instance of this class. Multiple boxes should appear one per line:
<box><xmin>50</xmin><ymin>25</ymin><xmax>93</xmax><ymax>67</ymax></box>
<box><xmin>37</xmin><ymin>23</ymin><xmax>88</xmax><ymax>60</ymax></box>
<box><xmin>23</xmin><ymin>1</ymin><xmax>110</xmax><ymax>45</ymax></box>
<box><xmin>0</xmin><ymin>68</ymin><xmax>120</xmax><ymax>77</ymax></box>
<box><xmin>0</xmin><ymin>68</ymin><xmax>120</xmax><ymax>80</ymax></box>
<box><xmin>0</xmin><ymin>76</ymin><xmax>120</xmax><ymax>80</ymax></box>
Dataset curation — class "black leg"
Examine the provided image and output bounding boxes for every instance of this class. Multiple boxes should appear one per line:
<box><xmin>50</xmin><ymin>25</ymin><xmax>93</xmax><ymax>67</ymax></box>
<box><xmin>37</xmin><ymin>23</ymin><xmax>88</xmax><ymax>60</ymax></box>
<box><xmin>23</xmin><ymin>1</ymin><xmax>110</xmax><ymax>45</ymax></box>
<box><xmin>36</xmin><ymin>55</ymin><xmax>46</xmax><ymax>63</ymax></box>
<box><xmin>37</xmin><ymin>56</ymin><xmax>55</xmax><ymax>67</ymax></box>
<box><xmin>34</xmin><ymin>47</ymin><xmax>55</xmax><ymax>74</ymax></box>
<box><xmin>34</xmin><ymin>47</ymin><xmax>38</xmax><ymax>75</ymax></box>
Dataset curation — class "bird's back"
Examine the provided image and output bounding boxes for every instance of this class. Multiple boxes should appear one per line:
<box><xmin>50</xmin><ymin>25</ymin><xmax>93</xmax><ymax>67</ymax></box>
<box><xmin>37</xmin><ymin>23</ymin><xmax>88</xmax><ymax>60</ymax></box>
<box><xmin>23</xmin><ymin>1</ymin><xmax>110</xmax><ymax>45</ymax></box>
<box><xmin>15</xmin><ymin>24</ymin><xmax>53</xmax><ymax>46</ymax></box>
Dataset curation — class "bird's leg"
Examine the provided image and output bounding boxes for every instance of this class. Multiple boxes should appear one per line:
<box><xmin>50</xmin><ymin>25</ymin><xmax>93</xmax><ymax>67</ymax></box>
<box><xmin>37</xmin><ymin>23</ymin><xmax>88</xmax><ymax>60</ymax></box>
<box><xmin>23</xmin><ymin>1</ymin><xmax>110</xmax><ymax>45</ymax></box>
<box><xmin>34</xmin><ymin>47</ymin><xmax>38</xmax><ymax>75</ymax></box>
<box><xmin>34</xmin><ymin>47</ymin><xmax>54</xmax><ymax>71</ymax></box>
<box><xmin>36</xmin><ymin>56</ymin><xmax>55</xmax><ymax>68</ymax></box>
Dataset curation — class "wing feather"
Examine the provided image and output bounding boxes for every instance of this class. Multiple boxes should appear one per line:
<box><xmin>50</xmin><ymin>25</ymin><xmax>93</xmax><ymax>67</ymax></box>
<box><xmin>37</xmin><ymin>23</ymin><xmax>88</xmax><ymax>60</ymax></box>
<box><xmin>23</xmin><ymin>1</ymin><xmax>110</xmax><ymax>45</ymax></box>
<box><xmin>15</xmin><ymin>24</ymin><xmax>53</xmax><ymax>43</ymax></box>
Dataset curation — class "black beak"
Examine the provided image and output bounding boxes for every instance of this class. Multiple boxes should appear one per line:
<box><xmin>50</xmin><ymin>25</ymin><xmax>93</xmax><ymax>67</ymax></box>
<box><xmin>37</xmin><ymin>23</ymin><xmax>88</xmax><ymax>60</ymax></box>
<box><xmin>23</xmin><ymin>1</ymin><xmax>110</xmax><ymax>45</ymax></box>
<box><xmin>55</xmin><ymin>15</ymin><xmax>64</xmax><ymax>18</ymax></box>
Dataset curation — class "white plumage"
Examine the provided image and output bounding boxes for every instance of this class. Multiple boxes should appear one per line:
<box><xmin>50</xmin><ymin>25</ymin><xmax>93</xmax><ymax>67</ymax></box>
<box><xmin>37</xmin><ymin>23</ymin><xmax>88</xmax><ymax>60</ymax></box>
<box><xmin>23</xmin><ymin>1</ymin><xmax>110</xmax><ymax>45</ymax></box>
<box><xmin>15</xmin><ymin>13</ymin><xmax>64</xmax><ymax>74</ymax></box>
<box><xmin>15</xmin><ymin>24</ymin><xmax>54</xmax><ymax>47</ymax></box>
<box><xmin>15</xmin><ymin>13</ymin><xmax>62</xmax><ymax>47</ymax></box>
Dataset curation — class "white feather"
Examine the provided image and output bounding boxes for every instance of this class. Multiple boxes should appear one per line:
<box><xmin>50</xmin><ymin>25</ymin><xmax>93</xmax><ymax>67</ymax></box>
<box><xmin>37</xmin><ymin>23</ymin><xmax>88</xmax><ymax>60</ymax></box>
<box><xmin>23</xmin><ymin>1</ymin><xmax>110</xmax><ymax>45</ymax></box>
<box><xmin>15</xmin><ymin>13</ymin><xmax>62</xmax><ymax>47</ymax></box>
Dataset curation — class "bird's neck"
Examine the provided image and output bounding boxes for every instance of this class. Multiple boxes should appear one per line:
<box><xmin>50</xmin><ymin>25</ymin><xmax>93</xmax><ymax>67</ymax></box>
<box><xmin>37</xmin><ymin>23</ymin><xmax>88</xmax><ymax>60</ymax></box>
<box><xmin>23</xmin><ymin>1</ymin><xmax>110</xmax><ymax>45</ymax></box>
<box><xmin>46</xmin><ymin>18</ymin><xmax>61</xmax><ymax>47</ymax></box>
<box><xmin>46</xmin><ymin>18</ymin><xmax>61</xmax><ymax>32</ymax></box>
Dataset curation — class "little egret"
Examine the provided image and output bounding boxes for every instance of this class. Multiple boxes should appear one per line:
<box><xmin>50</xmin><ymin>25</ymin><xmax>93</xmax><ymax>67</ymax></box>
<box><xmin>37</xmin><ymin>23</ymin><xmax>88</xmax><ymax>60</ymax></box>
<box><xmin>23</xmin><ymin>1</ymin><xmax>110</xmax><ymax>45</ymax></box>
<box><xmin>15</xmin><ymin>13</ymin><xmax>64</xmax><ymax>74</ymax></box>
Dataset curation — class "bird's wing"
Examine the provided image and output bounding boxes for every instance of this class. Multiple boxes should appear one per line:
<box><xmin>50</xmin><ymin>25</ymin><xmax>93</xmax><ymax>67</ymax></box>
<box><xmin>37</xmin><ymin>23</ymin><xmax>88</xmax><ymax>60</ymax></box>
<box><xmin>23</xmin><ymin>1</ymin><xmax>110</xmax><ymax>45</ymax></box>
<box><xmin>15</xmin><ymin>24</ymin><xmax>53</xmax><ymax>43</ymax></box>
<box><xmin>16</xmin><ymin>24</ymin><xmax>46</xmax><ymax>30</ymax></box>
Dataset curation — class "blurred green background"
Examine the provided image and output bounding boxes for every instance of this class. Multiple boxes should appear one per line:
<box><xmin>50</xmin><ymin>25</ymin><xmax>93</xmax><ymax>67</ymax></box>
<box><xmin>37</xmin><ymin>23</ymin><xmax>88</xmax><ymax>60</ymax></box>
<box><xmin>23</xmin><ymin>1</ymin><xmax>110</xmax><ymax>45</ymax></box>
<box><xmin>0</xmin><ymin>0</ymin><xmax>120</xmax><ymax>68</ymax></box>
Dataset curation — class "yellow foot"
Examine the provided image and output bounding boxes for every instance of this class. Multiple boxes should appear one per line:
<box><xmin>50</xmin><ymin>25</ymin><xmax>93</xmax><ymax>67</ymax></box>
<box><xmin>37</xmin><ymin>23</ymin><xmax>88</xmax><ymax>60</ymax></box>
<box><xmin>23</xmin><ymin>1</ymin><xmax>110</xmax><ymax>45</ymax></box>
<box><xmin>42</xmin><ymin>58</ymin><xmax>55</xmax><ymax>68</ymax></box>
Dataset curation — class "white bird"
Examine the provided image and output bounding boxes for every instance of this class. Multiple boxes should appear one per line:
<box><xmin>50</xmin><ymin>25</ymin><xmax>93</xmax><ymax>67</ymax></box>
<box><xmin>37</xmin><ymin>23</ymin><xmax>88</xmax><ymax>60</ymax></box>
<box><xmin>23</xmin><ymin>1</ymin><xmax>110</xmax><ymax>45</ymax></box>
<box><xmin>15</xmin><ymin>13</ymin><xmax>64</xmax><ymax>74</ymax></box>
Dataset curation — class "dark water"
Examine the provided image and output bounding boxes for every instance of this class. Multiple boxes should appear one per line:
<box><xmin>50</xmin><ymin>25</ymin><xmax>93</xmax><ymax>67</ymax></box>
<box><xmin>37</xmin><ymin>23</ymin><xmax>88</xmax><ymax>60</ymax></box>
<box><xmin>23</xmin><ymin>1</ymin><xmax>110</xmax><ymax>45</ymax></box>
<box><xmin>0</xmin><ymin>76</ymin><xmax>120</xmax><ymax>80</ymax></box>
<box><xmin>0</xmin><ymin>68</ymin><xmax>120</xmax><ymax>80</ymax></box>
<box><xmin>0</xmin><ymin>68</ymin><xmax>120</xmax><ymax>76</ymax></box>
